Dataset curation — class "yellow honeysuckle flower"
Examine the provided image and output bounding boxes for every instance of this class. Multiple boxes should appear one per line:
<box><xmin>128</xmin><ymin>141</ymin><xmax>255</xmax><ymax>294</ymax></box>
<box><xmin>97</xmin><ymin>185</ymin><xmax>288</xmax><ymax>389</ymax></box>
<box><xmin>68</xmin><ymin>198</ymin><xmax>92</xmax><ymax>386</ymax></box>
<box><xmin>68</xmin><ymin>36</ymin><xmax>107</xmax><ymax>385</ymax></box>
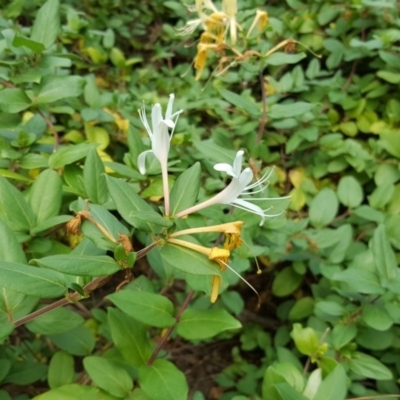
<box><xmin>169</xmin><ymin>221</ymin><xmax>244</xmax><ymax>250</ymax></box>
<box><xmin>246</xmin><ymin>10</ymin><xmax>268</xmax><ymax>38</ymax></box>
<box><xmin>167</xmin><ymin>237</ymin><xmax>230</xmax><ymax>302</ymax></box>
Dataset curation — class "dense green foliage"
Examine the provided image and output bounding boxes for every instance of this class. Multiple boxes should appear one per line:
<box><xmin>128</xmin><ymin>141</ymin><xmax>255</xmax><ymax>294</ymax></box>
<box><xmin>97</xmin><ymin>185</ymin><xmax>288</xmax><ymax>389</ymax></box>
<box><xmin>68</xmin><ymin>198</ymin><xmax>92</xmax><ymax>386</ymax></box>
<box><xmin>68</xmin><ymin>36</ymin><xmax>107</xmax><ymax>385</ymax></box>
<box><xmin>1</xmin><ymin>0</ymin><xmax>400</xmax><ymax>399</ymax></box>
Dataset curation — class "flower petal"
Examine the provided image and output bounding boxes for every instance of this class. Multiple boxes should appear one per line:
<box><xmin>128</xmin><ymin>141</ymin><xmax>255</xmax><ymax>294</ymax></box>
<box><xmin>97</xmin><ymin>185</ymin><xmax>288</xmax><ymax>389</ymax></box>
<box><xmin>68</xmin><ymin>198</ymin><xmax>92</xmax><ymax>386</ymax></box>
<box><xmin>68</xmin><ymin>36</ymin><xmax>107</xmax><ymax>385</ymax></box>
<box><xmin>232</xmin><ymin>198</ymin><xmax>266</xmax><ymax>225</ymax></box>
<box><xmin>137</xmin><ymin>149</ymin><xmax>153</xmax><ymax>175</ymax></box>
<box><xmin>214</xmin><ymin>162</ymin><xmax>235</xmax><ymax>176</ymax></box>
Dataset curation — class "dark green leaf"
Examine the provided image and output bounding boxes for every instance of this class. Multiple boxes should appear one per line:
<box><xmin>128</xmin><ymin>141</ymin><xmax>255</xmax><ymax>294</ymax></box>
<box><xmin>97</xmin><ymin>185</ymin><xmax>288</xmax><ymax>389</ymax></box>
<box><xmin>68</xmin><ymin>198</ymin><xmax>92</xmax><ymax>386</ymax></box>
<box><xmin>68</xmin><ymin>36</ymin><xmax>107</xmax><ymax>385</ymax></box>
<box><xmin>83</xmin><ymin>149</ymin><xmax>107</xmax><ymax>204</ymax></box>
<box><xmin>0</xmin><ymin>88</ymin><xmax>31</xmax><ymax>113</ymax></box>
<box><xmin>26</xmin><ymin>307</ymin><xmax>84</xmax><ymax>335</ymax></box>
<box><xmin>0</xmin><ymin>262</ymin><xmax>67</xmax><ymax>298</ymax></box>
<box><xmin>309</xmin><ymin>188</ymin><xmax>338</xmax><ymax>228</ymax></box>
<box><xmin>29</xmin><ymin>169</ymin><xmax>62</xmax><ymax>225</ymax></box>
<box><xmin>48</xmin><ymin>143</ymin><xmax>97</xmax><ymax>169</ymax></box>
<box><xmin>337</xmin><ymin>176</ymin><xmax>363</xmax><ymax>208</ymax></box>
<box><xmin>83</xmin><ymin>356</ymin><xmax>133</xmax><ymax>398</ymax></box>
<box><xmin>269</xmin><ymin>102</ymin><xmax>315</xmax><ymax>119</ymax></box>
<box><xmin>105</xmin><ymin>175</ymin><xmax>163</xmax><ymax>232</ymax></box>
<box><xmin>30</xmin><ymin>0</ymin><xmax>60</xmax><ymax>48</ymax></box>
<box><xmin>12</xmin><ymin>36</ymin><xmax>45</xmax><ymax>53</ymax></box>
<box><xmin>34</xmin><ymin>76</ymin><xmax>84</xmax><ymax>104</ymax></box>
<box><xmin>108</xmin><ymin>308</ymin><xmax>153</xmax><ymax>367</ymax></box>
<box><xmin>31</xmin><ymin>254</ymin><xmax>120</xmax><ymax>276</ymax></box>
<box><xmin>139</xmin><ymin>359</ymin><xmax>188</xmax><ymax>400</ymax></box>
<box><xmin>170</xmin><ymin>163</ymin><xmax>201</xmax><ymax>216</ymax></box>
<box><xmin>370</xmin><ymin>224</ymin><xmax>397</xmax><ymax>283</ymax></box>
<box><xmin>349</xmin><ymin>352</ymin><xmax>392</xmax><ymax>380</ymax></box>
<box><xmin>218</xmin><ymin>88</ymin><xmax>259</xmax><ymax>116</ymax></box>
<box><xmin>108</xmin><ymin>289</ymin><xmax>175</xmax><ymax>328</ymax></box>
<box><xmin>176</xmin><ymin>308</ymin><xmax>241</xmax><ymax>340</ymax></box>
<box><xmin>48</xmin><ymin>351</ymin><xmax>75</xmax><ymax>389</ymax></box>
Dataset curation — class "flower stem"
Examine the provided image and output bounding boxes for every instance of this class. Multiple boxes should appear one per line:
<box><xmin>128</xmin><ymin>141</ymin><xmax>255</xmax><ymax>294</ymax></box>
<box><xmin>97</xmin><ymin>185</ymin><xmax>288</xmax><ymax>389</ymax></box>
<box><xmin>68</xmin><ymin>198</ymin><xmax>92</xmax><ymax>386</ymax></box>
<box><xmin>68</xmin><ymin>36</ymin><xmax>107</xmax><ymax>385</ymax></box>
<box><xmin>161</xmin><ymin>161</ymin><xmax>170</xmax><ymax>216</ymax></box>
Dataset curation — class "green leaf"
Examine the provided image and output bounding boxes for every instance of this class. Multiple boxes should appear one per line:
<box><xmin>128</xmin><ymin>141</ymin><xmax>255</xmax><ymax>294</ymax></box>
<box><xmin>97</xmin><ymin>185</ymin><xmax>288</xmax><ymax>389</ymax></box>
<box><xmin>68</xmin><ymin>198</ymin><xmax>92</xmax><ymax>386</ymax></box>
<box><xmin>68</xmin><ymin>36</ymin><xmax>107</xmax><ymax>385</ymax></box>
<box><xmin>79</xmin><ymin>203</ymin><xmax>129</xmax><ymax>251</ymax></box>
<box><xmin>83</xmin><ymin>149</ymin><xmax>107</xmax><ymax>204</ymax></box>
<box><xmin>29</xmin><ymin>169</ymin><xmax>62</xmax><ymax>225</ymax></box>
<box><xmin>34</xmin><ymin>76</ymin><xmax>84</xmax><ymax>104</ymax></box>
<box><xmin>31</xmin><ymin>215</ymin><xmax>72</xmax><ymax>234</ymax></box>
<box><xmin>139</xmin><ymin>359</ymin><xmax>188</xmax><ymax>400</ymax></box>
<box><xmin>313</xmin><ymin>365</ymin><xmax>347</xmax><ymax>400</ymax></box>
<box><xmin>273</xmin><ymin>383</ymin><xmax>308</xmax><ymax>400</ymax></box>
<box><xmin>83</xmin><ymin>356</ymin><xmax>133</xmax><ymax>398</ymax></box>
<box><xmin>368</xmin><ymin>183</ymin><xmax>394</xmax><ymax>209</ymax></box>
<box><xmin>333</xmin><ymin>268</ymin><xmax>384</xmax><ymax>294</ymax></box>
<box><xmin>266</xmin><ymin>52</ymin><xmax>306</xmax><ymax>65</ymax></box>
<box><xmin>160</xmin><ymin>243</ymin><xmax>220</xmax><ymax>276</ymax></box>
<box><xmin>48</xmin><ymin>326</ymin><xmax>95</xmax><ymax>356</ymax></box>
<box><xmin>272</xmin><ymin>267</ymin><xmax>303</xmax><ymax>297</ymax></box>
<box><xmin>193</xmin><ymin>140</ymin><xmax>237</xmax><ymax>164</ymax></box>
<box><xmin>12</xmin><ymin>36</ymin><xmax>45</xmax><ymax>53</ymax></box>
<box><xmin>33</xmin><ymin>383</ymin><xmax>115</xmax><ymax>400</ymax></box>
<box><xmin>370</xmin><ymin>224</ymin><xmax>397</xmax><ymax>283</ymax></box>
<box><xmin>170</xmin><ymin>163</ymin><xmax>201</xmax><ymax>216</ymax></box>
<box><xmin>26</xmin><ymin>307</ymin><xmax>84</xmax><ymax>335</ymax></box>
<box><xmin>349</xmin><ymin>352</ymin><xmax>392</xmax><ymax>380</ymax></box>
<box><xmin>108</xmin><ymin>289</ymin><xmax>175</xmax><ymax>328</ymax></box>
<box><xmin>380</xmin><ymin>131</ymin><xmax>400</xmax><ymax>158</ymax></box>
<box><xmin>0</xmin><ymin>88</ymin><xmax>31</xmax><ymax>113</ymax></box>
<box><xmin>0</xmin><ymin>219</ymin><xmax>26</xmax><ymax>263</ymax></box>
<box><xmin>288</xmin><ymin>297</ymin><xmax>315</xmax><ymax>321</ymax></box>
<box><xmin>108</xmin><ymin>308</ymin><xmax>153</xmax><ymax>367</ymax></box>
<box><xmin>337</xmin><ymin>176</ymin><xmax>363</xmax><ymax>208</ymax></box>
<box><xmin>362</xmin><ymin>303</ymin><xmax>393</xmax><ymax>331</ymax></box>
<box><xmin>0</xmin><ymin>175</ymin><xmax>35</xmax><ymax>231</ymax></box>
<box><xmin>48</xmin><ymin>351</ymin><xmax>75</xmax><ymax>389</ymax></box>
<box><xmin>0</xmin><ymin>262</ymin><xmax>67</xmax><ymax>298</ymax></box>
<box><xmin>129</xmin><ymin>211</ymin><xmax>174</xmax><ymax>228</ymax></box>
<box><xmin>332</xmin><ymin>324</ymin><xmax>357</xmax><ymax>349</ymax></box>
<box><xmin>377</xmin><ymin>70</ymin><xmax>400</xmax><ymax>84</ymax></box>
<box><xmin>30</xmin><ymin>0</ymin><xmax>60</xmax><ymax>49</ymax></box>
<box><xmin>218</xmin><ymin>88</ymin><xmax>259</xmax><ymax>116</ymax></box>
<box><xmin>105</xmin><ymin>175</ymin><xmax>162</xmax><ymax>232</ymax></box>
<box><xmin>31</xmin><ymin>255</ymin><xmax>120</xmax><ymax>277</ymax></box>
<box><xmin>49</xmin><ymin>143</ymin><xmax>97</xmax><ymax>169</ymax></box>
<box><xmin>176</xmin><ymin>308</ymin><xmax>241</xmax><ymax>340</ymax></box>
<box><xmin>269</xmin><ymin>102</ymin><xmax>315</xmax><ymax>119</ymax></box>
<box><xmin>309</xmin><ymin>188</ymin><xmax>338</xmax><ymax>228</ymax></box>
<box><xmin>291</xmin><ymin>324</ymin><xmax>319</xmax><ymax>356</ymax></box>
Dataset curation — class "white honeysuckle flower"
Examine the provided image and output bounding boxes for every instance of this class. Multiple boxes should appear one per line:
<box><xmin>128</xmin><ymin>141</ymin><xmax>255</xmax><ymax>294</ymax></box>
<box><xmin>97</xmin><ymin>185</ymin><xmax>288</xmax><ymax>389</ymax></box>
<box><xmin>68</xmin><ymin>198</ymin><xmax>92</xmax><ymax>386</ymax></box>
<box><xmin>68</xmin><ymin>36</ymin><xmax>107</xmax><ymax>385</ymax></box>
<box><xmin>214</xmin><ymin>149</ymin><xmax>244</xmax><ymax>178</ymax></box>
<box><xmin>137</xmin><ymin>94</ymin><xmax>182</xmax><ymax>175</ymax></box>
<box><xmin>138</xmin><ymin>94</ymin><xmax>182</xmax><ymax>217</ymax></box>
<box><xmin>175</xmin><ymin>150</ymin><xmax>288</xmax><ymax>225</ymax></box>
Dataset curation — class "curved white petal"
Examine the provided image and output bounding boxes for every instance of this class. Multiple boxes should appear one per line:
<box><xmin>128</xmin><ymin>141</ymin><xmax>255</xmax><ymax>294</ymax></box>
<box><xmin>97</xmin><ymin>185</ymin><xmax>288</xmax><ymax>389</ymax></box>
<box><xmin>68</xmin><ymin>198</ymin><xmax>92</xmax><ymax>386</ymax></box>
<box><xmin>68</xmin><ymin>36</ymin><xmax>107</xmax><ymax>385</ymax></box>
<box><xmin>166</xmin><ymin>94</ymin><xmax>175</xmax><ymax>119</ymax></box>
<box><xmin>214</xmin><ymin>162</ymin><xmax>235</xmax><ymax>176</ymax></box>
<box><xmin>152</xmin><ymin>122</ymin><xmax>170</xmax><ymax>166</ymax></box>
<box><xmin>232</xmin><ymin>198</ymin><xmax>266</xmax><ymax>226</ymax></box>
<box><xmin>137</xmin><ymin>150</ymin><xmax>153</xmax><ymax>175</ymax></box>
<box><xmin>232</xmin><ymin>150</ymin><xmax>244</xmax><ymax>177</ymax></box>
<box><xmin>151</xmin><ymin>104</ymin><xmax>163</xmax><ymax>136</ymax></box>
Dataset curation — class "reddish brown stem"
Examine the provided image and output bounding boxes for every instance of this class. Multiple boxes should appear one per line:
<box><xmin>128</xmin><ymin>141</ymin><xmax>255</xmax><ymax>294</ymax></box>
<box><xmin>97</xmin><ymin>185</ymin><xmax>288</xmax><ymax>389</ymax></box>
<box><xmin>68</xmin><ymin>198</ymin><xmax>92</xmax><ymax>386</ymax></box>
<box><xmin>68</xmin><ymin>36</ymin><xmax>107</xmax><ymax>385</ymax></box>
<box><xmin>147</xmin><ymin>290</ymin><xmax>195</xmax><ymax>366</ymax></box>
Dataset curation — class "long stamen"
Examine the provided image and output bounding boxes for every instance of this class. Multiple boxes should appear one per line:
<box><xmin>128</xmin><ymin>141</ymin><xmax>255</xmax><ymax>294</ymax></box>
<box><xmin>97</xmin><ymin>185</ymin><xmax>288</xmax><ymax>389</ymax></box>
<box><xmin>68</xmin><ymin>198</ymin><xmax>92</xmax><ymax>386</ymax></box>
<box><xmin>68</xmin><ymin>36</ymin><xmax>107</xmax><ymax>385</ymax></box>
<box><xmin>219</xmin><ymin>259</ymin><xmax>260</xmax><ymax>306</ymax></box>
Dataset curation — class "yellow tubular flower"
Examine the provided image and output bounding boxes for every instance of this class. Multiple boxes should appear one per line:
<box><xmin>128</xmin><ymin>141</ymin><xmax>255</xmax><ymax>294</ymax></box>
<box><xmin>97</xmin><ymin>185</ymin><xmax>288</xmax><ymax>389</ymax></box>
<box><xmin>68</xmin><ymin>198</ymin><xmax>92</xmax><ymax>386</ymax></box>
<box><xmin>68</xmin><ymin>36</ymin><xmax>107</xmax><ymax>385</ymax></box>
<box><xmin>222</xmin><ymin>0</ymin><xmax>238</xmax><ymax>44</ymax></box>
<box><xmin>169</xmin><ymin>221</ymin><xmax>244</xmax><ymax>250</ymax></box>
<box><xmin>247</xmin><ymin>10</ymin><xmax>268</xmax><ymax>38</ymax></box>
<box><xmin>167</xmin><ymin>237</ymin><xmax>231</xmax><ymax>302</ymax></box>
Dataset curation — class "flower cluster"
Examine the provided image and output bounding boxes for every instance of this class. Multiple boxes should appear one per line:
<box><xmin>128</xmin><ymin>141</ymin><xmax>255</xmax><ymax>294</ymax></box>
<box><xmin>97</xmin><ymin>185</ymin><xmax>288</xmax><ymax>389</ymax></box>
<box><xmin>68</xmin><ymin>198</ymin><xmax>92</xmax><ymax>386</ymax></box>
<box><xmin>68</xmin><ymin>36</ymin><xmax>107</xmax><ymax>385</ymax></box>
<box><xmin>138</xmin><ymin>94</ymin><xmax>288</xmax><ymax>301</ymax></box>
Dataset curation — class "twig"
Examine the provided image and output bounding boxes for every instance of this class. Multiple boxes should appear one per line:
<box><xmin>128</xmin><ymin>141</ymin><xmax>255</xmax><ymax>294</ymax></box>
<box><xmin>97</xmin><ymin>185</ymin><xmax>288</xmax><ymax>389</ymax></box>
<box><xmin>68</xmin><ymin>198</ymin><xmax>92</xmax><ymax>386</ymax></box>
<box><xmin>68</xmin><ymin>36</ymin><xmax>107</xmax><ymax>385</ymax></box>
<box><xmin>147</xmin><ymin>290</ymin><xmax>195</xmax><ymax>366</ymax></box>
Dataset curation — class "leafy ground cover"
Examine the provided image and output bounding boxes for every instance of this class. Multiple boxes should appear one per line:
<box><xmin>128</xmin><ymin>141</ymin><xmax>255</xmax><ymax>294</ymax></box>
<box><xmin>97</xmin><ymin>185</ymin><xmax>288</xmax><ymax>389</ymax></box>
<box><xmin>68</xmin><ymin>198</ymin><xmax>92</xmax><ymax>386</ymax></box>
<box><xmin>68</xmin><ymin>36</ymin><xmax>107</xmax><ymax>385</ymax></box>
<box><xmin>1</xmin><ymin>0</ymin><xmax>400</xmax><ymax>399</ymax></box>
